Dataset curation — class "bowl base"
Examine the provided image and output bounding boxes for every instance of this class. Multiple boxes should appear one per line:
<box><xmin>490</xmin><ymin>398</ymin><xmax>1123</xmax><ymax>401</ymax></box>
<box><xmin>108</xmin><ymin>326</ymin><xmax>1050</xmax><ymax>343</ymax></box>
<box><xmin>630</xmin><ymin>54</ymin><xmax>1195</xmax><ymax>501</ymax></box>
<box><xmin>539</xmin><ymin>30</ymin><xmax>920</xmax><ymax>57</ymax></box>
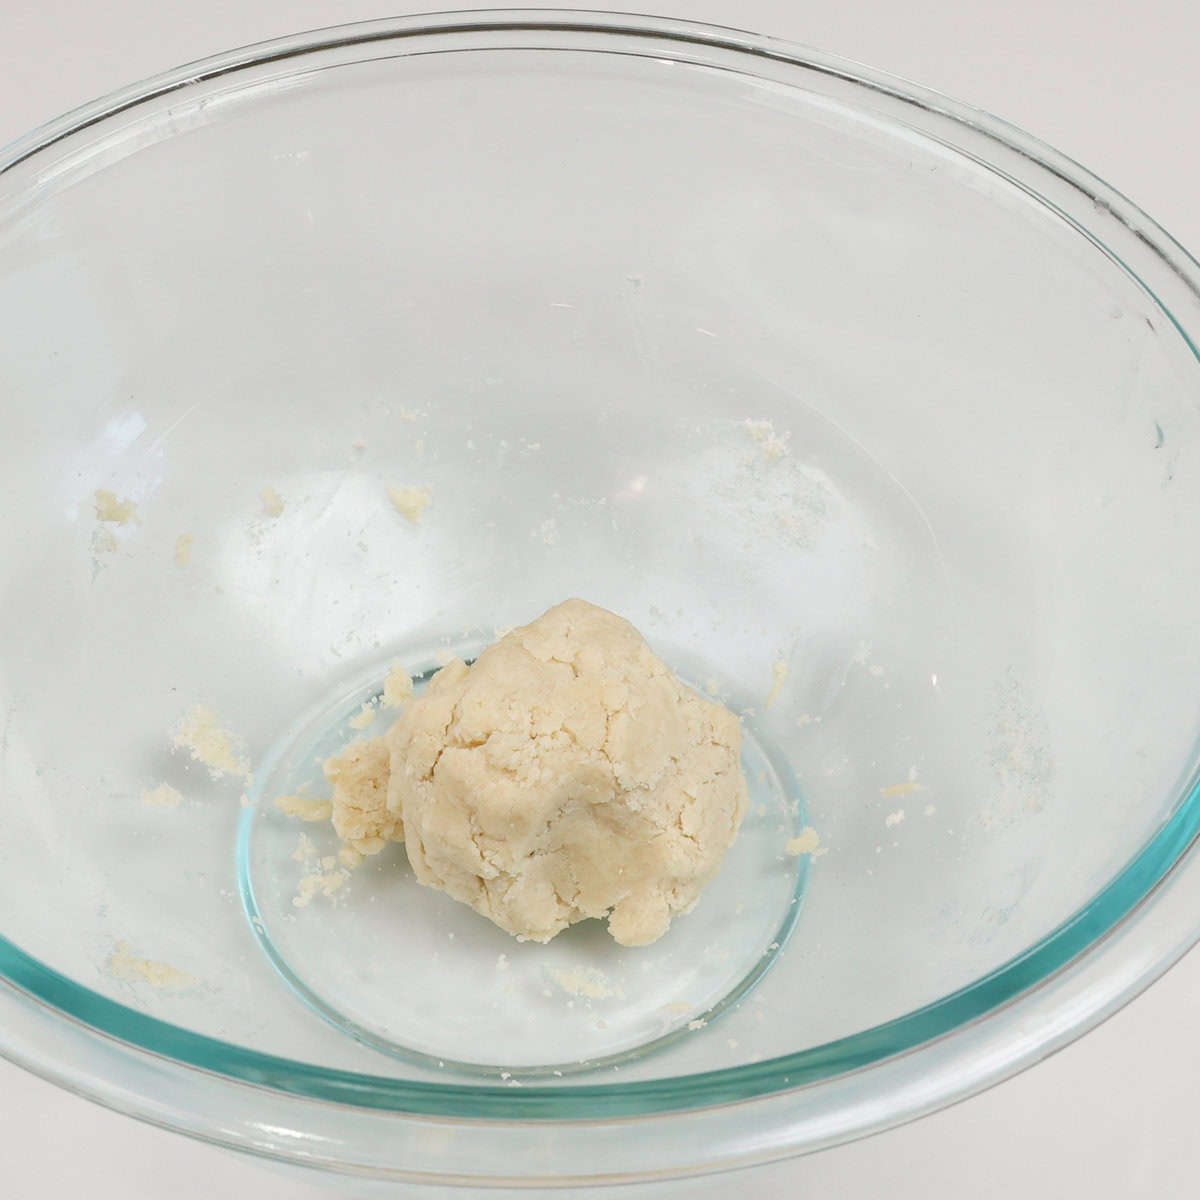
<box><xmin>237</xmin><ymin>633</ymin><xmax>808</xmax><ymax>1076</ymax></box>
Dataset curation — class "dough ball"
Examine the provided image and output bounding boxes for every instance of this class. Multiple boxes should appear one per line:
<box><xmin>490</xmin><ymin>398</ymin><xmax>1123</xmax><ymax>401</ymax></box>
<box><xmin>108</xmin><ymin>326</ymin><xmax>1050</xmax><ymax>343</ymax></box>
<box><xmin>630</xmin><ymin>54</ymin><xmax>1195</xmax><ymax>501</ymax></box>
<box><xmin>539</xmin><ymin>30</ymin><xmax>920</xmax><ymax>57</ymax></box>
<box><xmin>386</xmin><ymin>599</ymin><xmax>747</xmax><ymax>946</ymax></box>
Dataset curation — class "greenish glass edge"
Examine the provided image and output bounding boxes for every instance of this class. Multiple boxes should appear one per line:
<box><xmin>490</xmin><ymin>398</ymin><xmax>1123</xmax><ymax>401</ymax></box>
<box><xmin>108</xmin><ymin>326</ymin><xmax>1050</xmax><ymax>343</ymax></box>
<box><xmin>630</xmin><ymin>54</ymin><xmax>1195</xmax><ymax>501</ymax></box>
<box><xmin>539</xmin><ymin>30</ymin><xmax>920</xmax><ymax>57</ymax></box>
<box><xmin>2</xmin><ymin>765</ymin><xmax>1198</xmax><ymax>1119</ymax></box>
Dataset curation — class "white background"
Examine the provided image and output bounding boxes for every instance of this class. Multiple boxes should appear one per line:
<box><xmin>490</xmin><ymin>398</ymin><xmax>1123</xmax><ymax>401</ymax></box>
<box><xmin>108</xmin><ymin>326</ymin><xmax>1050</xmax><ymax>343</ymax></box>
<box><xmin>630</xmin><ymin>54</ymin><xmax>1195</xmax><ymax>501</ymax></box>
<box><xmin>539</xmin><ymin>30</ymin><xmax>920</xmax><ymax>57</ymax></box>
<box><xmin>3</xmin><ymin>2</ymin><xmax>1199</xmax><ymax>1196</ymax></box>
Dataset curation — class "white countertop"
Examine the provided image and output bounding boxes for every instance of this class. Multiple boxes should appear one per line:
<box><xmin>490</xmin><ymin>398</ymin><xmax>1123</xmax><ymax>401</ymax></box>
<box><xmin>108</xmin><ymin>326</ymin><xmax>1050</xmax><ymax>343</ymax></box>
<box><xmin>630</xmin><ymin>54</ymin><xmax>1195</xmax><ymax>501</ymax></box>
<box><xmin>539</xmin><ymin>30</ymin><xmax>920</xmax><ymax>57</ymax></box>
<box><xmin>3</xmin><ymin>2</ymin><xmax>1198</xmax><ymax>1196</ymax></box>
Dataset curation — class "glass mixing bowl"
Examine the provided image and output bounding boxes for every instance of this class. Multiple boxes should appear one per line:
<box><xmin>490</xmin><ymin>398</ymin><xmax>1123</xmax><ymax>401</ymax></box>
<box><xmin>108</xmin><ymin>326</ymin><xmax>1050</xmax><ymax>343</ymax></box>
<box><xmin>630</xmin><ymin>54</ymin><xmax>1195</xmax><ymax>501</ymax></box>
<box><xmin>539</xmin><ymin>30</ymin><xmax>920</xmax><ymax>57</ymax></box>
<box><xmin>2</xmin><ymin>9</ymin><xmax>1200</xmax><ymax>1188</ymax></box>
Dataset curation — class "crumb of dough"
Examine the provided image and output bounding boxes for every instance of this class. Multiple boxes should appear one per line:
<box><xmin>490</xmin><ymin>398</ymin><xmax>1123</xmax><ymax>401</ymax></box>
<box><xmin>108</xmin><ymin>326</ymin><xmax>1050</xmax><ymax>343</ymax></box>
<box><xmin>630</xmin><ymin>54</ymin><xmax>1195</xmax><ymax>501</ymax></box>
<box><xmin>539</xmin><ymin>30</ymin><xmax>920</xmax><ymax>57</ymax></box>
<box><xmin>174</xmin><ymin>533</ymin><xmax>194</xmax><ymax>567</ymax></box>
<box><xmin>275</xmin><ymin>794</ymin><xmax>333</xmax><ymax>822</ymax></box>
<box><xmin>171</xmin><ymin>705</ymin><xmax>249</xmax><ymax>779</ymax></box>
<box><xmin>292</xmin><ymin>832</ymin><xmax>317</xmax><ymax>862</ymax></box>
<box><xmin>660</xmin><ymin>1002</ymin><xmax>692</xmax><ymax>1015</ymax></box>
<box><xmin>292</xmin><ymin>869</ymin><xmax>348</xmax><ymax>908</ymax></box>
<box><xmin>349</xmin><ymin>698</ymin><xmax>379</xmax><ymax>730</ymax></box>
<box><xmin>743</xmin><ymin>418</ymin><xmax>790</xmax><ymax>461</ymax></box>
<box><xmin>260</xmin><ymin>486</ymin><xmax>285</xmax><ymax>517</ymax></box>
<box><xmin>321</xmin><ymin>599</ymin><xmax>747</xmax><ymax>947</ymax></box>
<box><xmin>93</xmin><ymin>528</ymin><xmax>119</xmax><ymax>555</ymax></box>
<box><xmin>766</xmin><ymin>659</ymin><xmax>789</xmax><ymax>708</ymax></box>
<box><xmin>381</xmin><ymin>663</ymin><xmax>413</xmax><ymax>708</ymax></box>
<box><xmin>550</xmin><ymin>966</ymin><xmax>613</xmax><ymax>999</ymax></box>
<box><xmin>880</xmin><ymin>781</ymin><xmax>923</xmax><ymax>798</ymax></box>
<box><xmin>325</xmin><ymin>737</ymin><xmax>402</xmax><ymax>854</ymax></box>
<box><xmin>387</xmin><ymin>484</ymin><xmax>432</xmax><ymax>524</ymax></box>
<box><xmin>107</xmin><ymin>941</ymin><xmax>195</xmax><ymax>990</ymax></box>
<box><xmin>785</xmin><ymin>826</ymin><xmax>824</xmax><ymax>857</ymax></box>
<box><xmin>885</xmin><ymin>809</ymin><xmax>906</xmax><ymax>827</ymax></box>
<box><xmin>687</xmin><ymin>1018</ymin><xmax>707</xmax><ymax>1031</ymax></box>
<box><xmin>705</xmin><ymin>678</ymin><xmax>721</xmax><ymax>695</ymax></box>
<box><xmin>338</xmin><ymin>843</ymin><xmax>365</xmax><ymax>868</ymax></box>
<box><xmin>94</xmin><ymin>488</ymin><xmax>139</xmax><ymax>524</ymax></box>
<box><xmin>140</xmin><ymin>783</ymin><xmax>183</xmax><ymax>809</ymax></box>
<box><xmin>496</xmin><ymin>953</ymin><xmax>510</xmax><ymax>971</ymax></box>
<box><xmin>924</xmin><ymin>803</ymin><xmax>937</xmax><ymax>816</ymax></box>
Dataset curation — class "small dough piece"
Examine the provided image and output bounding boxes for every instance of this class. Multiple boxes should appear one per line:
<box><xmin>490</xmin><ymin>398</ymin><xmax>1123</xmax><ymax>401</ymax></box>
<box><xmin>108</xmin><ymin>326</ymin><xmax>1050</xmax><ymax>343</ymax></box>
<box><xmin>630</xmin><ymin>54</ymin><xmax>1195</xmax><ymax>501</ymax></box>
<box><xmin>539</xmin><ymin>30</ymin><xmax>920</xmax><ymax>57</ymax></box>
<box><xmin>107</xmin><ymin>941</ymin><xmax>194</xmax><ymax>990</ymax></box>
<box><xmin>388</xmin><ymin>484</ymin><xmax>432</xmax><ymax>524</ymax></box>
<box><xmin>382</xmin><ymin>662</ymin><xmax>413</xmax><ymax>708</ymax></box>
<box><xmin>275</xmin><ymin>794</ymin><xmax>333</xmax><ymax>822</ymax></box>
<box><xmin>140</xmin><ymin>783</ymin><xmax>183</xmax><ymax>808</ymax></box>
<box><xmin>172</xmin><ymin>705</ymin><xmax>249</xmax><ymax>779</ymax></box>
<box><xmin>326</xmin><ymin>737</ymin><xmax>402</xmax><ymax>854</ymax></box>
<box><xmin>94</xmin><ymin>489</ymin><xmax>138</xmax><ymax>524</ymax></box>
<box><xmin>377</xmin><ymin>599</ymin><xmax>747</xmax><ymax>946</ymax></box>
<box><xmin>174</xmin><ymin>533</ymin><xmax>194</xmax><ymax>567</ymax></box>
<box><xmin>785</xmin><ymin>827</ymin><xmax>823</xmax><ymax>857</ymax></box>
<box><xmin>260</xmin><ymin>486</ymin><xmax>286</xmax><ymax>517</ymax></box>
<box><xmin>348</xmin><ymin>699</ymin><xmax>379</xmax><ymax>730</ymax></box>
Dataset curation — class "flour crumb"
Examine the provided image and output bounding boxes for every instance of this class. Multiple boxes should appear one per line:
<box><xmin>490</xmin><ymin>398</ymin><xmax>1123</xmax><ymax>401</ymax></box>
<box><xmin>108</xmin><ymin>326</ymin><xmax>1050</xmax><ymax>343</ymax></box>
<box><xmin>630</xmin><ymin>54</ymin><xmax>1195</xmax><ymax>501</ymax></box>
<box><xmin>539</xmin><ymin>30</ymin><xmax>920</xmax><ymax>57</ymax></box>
<box><xmin>550</xmin><ymin>966</ymin><xmax>613</xmax><ymax>1000</ymax></box>
<box><xmin>785</xmin><ymin>826</ymin><xmax>824</xmax><ymax>857</ymax></box>
<box><xmin>660</xmin><ymin>1002</ymin><xmax>693</xmax><ymax>1015</ymax></box>
<box><xmin>496</xmin><ymin>953</ymin><xmax>510</xmax><ymax>971</ymax></box>
<box><xmin>743</xmin><ymin>418</ymin><xmax>790</xmax><ymax>461</ymax></box>
<box><xmin>140</xmin><ymin>783</ymin><xmax>183</xmax><ymax>809</ymax></box>
<box><xmin>880</xmin><ymin>781</ymin><xmax>924</xmax><ymax>798</ymax></box>
<box><xmin>171</xmin><ymin>705</ymin><xmax>249</xmax><ymax>779</ymax></box>
<box><xmin>705</xmin><ymin>678</ymin><xmax>721</xmax><ymax>696</ymax></box>
<box><xmin>338</xmin><ymin>843</ymin><xmax>365</xmax><ymax>868</ymax></box>
<box><xmin>275</xmin><ymin>794</ymin><xmax>334</xmax><ymax>822</ymax></box>
<box><xmin>923</xmin><ymin>803</ymin><xmax>937</xmax><ymax>817</ymax></box>
<box><xmin>388</xmin><ymin>484</ymin><xmax>432</xmax><ymax>524</ymax></box>
<box><xmin>687</xmin><ymin>1018</ymin><xmax>707</xmax><ymax>1031</ymax></box>
<box><xmin>535</xmin><ymin>518</ymin><xmax>558</xmax><ymax>546</ymax></box>
<box><xmin>260</xmin><ymin>486</ymin><xmax>285</xmax><ymax>518</ymax></box>
<box><xmin>351</xmin><ymin>437</ymin><xmax>367</xmax><ymax>452</ymax></box>
<box><xmin>94</xmin><ymin>489</ymin><xmax>139</xmax><ymax>524</ymax></box>
<box><xmin>107</xmin><ymin>941</ymin><xmax>194</xmax><ymax>990</ymax></box>
<box><xmin>766</xmin><ymin>659</ymin><xmax>789</xmax><ymax>708</ymax></box>
<box><xmin>349</xmin><ymin>698</ymin><xmax>379</xmax><ymax>730</ymax></box>
<box><xmin>174</xmin><ymin>533</ymin><xmax>194</xmax><ymax>567</ymax></box>
<box><xmin>92</xmin><ymin>528</ymin><xmax>119</xmax><ymax>556</ymax></box>
<box><xmin>885</xmin><ymin>809</ymin><xmax>906</xmax><ymax>827</ymax></box>
<box><xmin>292</xmin><ymin>868</ymin><xmax>348</xmax><ymax>908</ymax></box>
<box><xmin>292</xmin><ymin>833</ymin><xmax>317</xmax><ymax>862</ymax></box>
<box><xmin>382</xmin><ymin>662</ymin><xmax>414</xmax><ymax>708</ymax></box>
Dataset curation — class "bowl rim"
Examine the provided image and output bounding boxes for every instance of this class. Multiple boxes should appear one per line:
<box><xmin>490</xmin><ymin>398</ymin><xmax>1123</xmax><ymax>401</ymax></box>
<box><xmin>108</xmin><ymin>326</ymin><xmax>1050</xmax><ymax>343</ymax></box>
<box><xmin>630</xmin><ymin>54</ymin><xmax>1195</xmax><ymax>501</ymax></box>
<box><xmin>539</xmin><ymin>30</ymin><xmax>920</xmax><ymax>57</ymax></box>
<box><xmin>3</xmin><ymin>6</ymin><xmax>1200</xmax><ymax>1181</ymax></box>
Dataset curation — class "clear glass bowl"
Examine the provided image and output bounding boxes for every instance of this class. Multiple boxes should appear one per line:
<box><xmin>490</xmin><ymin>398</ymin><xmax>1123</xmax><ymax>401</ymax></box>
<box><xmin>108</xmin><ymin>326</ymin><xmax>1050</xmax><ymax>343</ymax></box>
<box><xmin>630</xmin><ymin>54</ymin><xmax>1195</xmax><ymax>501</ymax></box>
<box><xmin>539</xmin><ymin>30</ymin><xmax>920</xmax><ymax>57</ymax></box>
<box><xmin>2</xmin><ymin>10</ymin><xmax>1200</xmax><ymax>1187</ymax></box>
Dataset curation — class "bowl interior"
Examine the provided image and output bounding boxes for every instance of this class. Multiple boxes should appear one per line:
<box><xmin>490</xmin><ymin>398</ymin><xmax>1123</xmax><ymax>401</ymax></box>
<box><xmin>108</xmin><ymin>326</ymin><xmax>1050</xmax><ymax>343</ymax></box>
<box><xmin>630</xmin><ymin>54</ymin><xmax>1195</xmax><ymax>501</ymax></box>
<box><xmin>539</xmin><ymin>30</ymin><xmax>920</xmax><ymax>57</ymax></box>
<box><xmin>1</xmin><ymin>26</ymin><xmax>1199</xmax><ymax>1109</ymax></box>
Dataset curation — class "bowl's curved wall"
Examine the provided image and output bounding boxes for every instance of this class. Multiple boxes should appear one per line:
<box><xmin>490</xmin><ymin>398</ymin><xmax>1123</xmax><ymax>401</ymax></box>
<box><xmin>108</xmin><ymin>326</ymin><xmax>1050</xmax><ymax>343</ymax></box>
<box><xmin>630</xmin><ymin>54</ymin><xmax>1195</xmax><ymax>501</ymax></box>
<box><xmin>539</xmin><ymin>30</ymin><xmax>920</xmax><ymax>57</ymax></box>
<box><xmin>1</xmin><ymin>10</ymin><xmax>1198</xmax><ymax>1184</ymax></box>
